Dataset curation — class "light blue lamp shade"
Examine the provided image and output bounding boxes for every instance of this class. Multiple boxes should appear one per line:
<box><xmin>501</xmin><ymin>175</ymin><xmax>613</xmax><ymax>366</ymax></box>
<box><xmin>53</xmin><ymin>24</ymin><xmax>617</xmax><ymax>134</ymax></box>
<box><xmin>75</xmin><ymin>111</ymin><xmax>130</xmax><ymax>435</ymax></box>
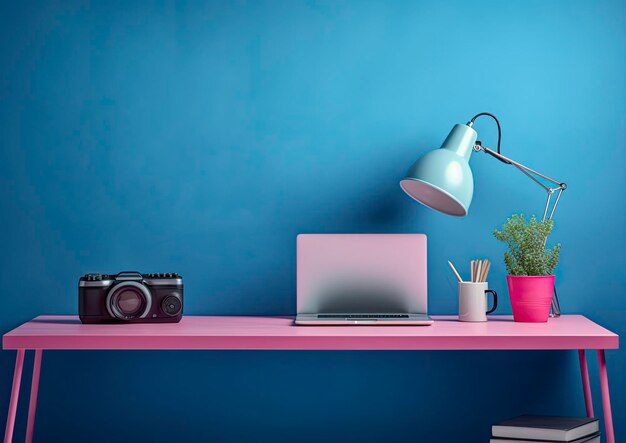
<box><xmin>400</xmin><ymin>124</ymin><xmax>477</xmax><ymax>217</ymax></box>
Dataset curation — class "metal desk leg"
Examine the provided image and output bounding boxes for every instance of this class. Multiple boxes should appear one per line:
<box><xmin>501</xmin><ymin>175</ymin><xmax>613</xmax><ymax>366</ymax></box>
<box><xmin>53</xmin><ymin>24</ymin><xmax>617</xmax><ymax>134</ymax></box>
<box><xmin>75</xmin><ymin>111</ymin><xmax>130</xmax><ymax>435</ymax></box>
<box><xmin>25</xmin><ymin>350</ymin><xmax>42</xmax><ymax>443</ymax></box>
<box><xmin>577</xmin><ymin>350</ymin><xmax>594</xmax><ymax>417</ymax></box>
<box><xmin>4</xmin><ymin>350</ymin><xmax>25</xmax><ymax>443</ymax></box>
<box><xmin>597</xmin><ymin>350</ymin><xmax>614</xmax><ymax>443</ymax></box>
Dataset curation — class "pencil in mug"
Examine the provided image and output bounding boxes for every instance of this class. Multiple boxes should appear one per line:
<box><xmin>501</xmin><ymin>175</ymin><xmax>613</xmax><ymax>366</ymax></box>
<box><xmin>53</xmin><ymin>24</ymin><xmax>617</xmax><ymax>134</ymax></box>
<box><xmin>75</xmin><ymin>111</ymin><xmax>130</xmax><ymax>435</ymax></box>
<box><xmin>480</xmin><ymin>260</ymin><xmax>491</xmax><ymax>282</ymax></box>
<box><xmin>447</xmin><ymin>260</ymin><xmax>463</xmax><ymax>283</ymax></box>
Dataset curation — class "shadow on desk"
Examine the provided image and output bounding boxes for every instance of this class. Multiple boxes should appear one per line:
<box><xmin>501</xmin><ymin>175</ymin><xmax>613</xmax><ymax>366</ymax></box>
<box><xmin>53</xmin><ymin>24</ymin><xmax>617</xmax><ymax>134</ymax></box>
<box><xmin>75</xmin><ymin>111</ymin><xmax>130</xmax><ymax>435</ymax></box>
<box><xmin>30</xmin><ymin>318</ymin><xmax>82</xmax><ymax>325</ymax></box>
<box><xmin>432</xmin><ymin>316</ymin><xmax>516</xmax><ymax>323</ymax></box>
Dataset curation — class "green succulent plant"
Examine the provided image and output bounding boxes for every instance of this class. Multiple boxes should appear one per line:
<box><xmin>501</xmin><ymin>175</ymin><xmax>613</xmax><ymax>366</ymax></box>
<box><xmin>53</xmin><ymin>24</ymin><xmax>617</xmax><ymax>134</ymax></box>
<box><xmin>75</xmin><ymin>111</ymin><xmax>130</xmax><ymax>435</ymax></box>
<box><xmin>493</xmin><ymin>214</ymin><xmax>561</xmax><ymax>276</ymax></box>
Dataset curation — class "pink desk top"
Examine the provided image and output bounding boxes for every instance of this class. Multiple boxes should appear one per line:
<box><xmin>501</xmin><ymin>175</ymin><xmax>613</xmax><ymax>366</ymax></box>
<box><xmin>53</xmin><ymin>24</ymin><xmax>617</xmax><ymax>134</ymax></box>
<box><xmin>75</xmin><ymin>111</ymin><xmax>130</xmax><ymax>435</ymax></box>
<box><xmin>2</xmin><ymin>315</ymin><xmax>618</xmax><ymax>351</ymax></box>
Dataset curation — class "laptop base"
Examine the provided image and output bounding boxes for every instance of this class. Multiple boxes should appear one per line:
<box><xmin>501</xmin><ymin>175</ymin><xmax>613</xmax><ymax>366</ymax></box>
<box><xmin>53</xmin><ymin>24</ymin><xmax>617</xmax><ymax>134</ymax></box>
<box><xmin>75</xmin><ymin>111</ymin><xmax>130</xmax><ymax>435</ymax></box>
<box><xmin>295</xmin><ymin>313</ymin><xmax>433</xmax><ymax>326</ymax></box>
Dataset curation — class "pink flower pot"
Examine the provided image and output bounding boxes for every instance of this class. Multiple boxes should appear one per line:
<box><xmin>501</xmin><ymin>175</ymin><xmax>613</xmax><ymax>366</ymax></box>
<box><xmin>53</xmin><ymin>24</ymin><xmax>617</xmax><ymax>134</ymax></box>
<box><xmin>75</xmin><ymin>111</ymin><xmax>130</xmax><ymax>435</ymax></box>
<box><xmin>507</xmin><ymin>275</ymin><xmax>555</xmax><ymax>322</ymax></box>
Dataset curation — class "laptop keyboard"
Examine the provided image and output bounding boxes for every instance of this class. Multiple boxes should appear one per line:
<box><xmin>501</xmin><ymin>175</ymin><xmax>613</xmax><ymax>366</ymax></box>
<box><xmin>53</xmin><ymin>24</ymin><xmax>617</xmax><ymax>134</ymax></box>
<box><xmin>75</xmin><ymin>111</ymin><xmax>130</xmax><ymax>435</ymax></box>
<box><xmin>318</xmin><ymin>314</ymin><xmax>410</xmax><ymax>319</ymax></box>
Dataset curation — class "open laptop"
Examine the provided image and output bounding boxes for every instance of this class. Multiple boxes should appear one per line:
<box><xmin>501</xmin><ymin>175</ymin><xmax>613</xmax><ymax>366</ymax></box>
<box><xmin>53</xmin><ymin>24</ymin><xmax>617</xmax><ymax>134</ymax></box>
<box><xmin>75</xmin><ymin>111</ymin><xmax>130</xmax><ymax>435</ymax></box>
<box><xmin>295</xmin><ymin>234</ymin><xmax>433</xmax><ymax>325</ymax></box>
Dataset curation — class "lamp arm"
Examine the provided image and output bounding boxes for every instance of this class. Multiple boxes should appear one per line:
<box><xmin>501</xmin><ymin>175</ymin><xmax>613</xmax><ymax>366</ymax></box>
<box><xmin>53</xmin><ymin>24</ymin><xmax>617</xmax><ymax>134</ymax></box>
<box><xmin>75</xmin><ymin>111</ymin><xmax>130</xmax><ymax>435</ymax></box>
<box><xmin>474</xmin><ymin>144</ymin><xmax>567</xmax><ymax>221</ymax></box>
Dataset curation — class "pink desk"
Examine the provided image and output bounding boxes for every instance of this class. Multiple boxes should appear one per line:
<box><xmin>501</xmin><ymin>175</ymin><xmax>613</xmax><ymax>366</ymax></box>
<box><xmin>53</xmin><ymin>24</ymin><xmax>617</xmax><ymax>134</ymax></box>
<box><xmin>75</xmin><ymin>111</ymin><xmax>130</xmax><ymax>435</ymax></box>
<box><xmin>2</xmin><ymin>315</ymin><xmax>619</xmax><ymax>443</ymax></box>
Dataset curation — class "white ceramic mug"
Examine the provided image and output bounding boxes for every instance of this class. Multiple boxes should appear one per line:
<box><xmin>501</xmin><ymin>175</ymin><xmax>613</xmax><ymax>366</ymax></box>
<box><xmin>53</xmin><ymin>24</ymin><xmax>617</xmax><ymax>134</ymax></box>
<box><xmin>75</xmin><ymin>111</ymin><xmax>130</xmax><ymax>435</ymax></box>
<box><xmin>458</xmin><ymin>282</ymin><xmax>498</xmax><ymax>322</ymax></box>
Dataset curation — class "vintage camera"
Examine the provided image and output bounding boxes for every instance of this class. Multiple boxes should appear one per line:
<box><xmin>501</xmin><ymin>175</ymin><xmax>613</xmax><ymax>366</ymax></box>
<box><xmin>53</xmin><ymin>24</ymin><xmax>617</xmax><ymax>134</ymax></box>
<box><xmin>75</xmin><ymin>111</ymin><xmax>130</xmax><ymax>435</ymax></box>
<box><xmin>79</xmin><ymin>272</ymin><xmax>183</xmax><ymax>324</ymax></box>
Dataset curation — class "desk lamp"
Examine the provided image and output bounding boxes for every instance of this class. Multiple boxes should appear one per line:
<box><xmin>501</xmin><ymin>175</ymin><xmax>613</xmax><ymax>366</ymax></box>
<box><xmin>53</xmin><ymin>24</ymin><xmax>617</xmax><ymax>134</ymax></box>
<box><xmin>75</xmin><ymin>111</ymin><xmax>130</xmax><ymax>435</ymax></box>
<box><xmin>400</xmin><ymin>112</ymin><xmax>567</xmax><ymax>315</ymax></box>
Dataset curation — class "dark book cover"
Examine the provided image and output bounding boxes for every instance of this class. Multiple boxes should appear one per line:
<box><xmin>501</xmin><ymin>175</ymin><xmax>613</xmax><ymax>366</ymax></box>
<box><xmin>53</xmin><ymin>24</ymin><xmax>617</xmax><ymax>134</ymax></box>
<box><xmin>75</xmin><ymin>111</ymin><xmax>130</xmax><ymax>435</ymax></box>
<box><xmin>492</xmin><ymin>415</ymin><xmax>599</xmax><ymax>441</ymax></box>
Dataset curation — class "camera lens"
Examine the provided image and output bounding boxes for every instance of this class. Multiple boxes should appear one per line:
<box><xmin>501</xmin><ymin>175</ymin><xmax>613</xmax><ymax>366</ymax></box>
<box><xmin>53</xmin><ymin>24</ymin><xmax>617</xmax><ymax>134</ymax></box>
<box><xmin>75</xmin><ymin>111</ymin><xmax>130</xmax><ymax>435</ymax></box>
<box><xmin>106</xmin><ymin>282</ymin><xmax>152</xmax><ymax>320</ymax></box>
<box><xmin>117</xmin><ymin>289</ymin><xmax>144</xmax><ymax>315</ymax></box>
<box><xmin>161</xmin><ymin>295</ymin><xmax>182</xmax><ymax>316</ymax></box>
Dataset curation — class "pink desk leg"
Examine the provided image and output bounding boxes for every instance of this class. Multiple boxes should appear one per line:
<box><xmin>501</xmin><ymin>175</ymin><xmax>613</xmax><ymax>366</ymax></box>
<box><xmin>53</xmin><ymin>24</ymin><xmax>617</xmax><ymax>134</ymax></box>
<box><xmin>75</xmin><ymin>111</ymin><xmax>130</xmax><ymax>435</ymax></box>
<box><xmin>25</xmin><ymin>350</ymin><xmax>42</xmax><ymax>443</ymax></box>
<box><xmin>4</xmin><ymin>350</ymin><xmax>25</xmax><ymax>443</ymax></box>
<box><xmin>597</xmin><ymin>350</ymin><xmax>614</xmax><ymax>443</ymax></box>
<box><xmin>577</xmin><ymin>350</ymin><xmax>594</xmax><ymax>417</ymax></box>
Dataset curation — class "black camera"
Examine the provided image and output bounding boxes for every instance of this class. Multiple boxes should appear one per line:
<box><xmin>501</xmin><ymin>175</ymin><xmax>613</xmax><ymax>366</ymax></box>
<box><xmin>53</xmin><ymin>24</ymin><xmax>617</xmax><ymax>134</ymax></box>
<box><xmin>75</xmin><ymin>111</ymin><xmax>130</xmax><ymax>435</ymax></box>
<box><xmin>79</xmin><ymin>272</ymin><xmax>183</xmax><ymax>324</ymax></box>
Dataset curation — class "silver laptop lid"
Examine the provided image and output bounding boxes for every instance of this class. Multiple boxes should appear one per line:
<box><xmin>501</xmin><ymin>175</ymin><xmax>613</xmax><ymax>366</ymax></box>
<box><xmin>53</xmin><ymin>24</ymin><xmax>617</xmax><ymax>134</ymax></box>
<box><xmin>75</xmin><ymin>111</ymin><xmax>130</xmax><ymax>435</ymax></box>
<box><xmin>297</xmin><ymin>234</ymin><xmax>428</xmax><ymax>315</ymax></box>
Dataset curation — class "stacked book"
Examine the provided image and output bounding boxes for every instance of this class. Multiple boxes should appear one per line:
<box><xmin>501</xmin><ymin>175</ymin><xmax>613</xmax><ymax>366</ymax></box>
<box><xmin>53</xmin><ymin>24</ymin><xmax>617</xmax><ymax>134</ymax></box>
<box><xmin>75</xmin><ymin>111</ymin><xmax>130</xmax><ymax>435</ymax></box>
<box><xmin>491</xmin><ymin>416</ymin><xmax>600</xmax><ymax>443</ymax></box>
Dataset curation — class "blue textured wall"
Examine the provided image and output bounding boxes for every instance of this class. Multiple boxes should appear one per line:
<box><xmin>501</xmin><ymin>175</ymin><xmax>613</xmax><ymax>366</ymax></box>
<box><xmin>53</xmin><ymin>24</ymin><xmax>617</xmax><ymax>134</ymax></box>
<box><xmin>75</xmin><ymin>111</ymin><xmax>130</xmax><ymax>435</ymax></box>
<box><xmin>1</xmin><ymin>1</ymin><xmax>624</xmax><ymax>441</ymax></box>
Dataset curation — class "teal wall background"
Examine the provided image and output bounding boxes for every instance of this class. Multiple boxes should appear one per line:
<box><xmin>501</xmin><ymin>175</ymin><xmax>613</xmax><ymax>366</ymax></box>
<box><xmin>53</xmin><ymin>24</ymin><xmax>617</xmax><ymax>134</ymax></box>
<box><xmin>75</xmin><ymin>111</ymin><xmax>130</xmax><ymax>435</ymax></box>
<box><xmin>1</xmin><ymin>1</ymin><xmax>624</xmax><ymax>441</ymax></box>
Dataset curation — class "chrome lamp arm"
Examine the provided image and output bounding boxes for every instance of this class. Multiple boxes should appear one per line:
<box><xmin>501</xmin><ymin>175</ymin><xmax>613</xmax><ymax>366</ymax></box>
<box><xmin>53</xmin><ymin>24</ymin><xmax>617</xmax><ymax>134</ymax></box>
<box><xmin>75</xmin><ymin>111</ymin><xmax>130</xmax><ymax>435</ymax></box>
<box><xmin>473</xmin><ymin>142</ymin><xmax>568</xmax><ymax>222</ymax></box>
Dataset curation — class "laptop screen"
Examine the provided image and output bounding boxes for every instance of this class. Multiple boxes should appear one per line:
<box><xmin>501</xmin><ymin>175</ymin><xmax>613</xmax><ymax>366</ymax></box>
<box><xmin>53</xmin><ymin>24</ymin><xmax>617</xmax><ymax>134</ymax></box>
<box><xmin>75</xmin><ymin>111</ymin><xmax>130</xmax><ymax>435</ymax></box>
<box><xmin>297</xmin><ymin>234</ymin><xmax>427</xmax><ymax>314</ymax></box>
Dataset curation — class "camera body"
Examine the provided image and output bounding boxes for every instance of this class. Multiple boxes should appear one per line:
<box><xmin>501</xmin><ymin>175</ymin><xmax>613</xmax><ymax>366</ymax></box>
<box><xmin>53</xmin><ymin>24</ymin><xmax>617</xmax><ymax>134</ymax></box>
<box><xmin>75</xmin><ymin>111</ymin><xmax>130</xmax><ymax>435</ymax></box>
<box><xmin>79</xmin><ymin>272</ymin><xmax>183</xmax><ymax>324</ymax></box>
